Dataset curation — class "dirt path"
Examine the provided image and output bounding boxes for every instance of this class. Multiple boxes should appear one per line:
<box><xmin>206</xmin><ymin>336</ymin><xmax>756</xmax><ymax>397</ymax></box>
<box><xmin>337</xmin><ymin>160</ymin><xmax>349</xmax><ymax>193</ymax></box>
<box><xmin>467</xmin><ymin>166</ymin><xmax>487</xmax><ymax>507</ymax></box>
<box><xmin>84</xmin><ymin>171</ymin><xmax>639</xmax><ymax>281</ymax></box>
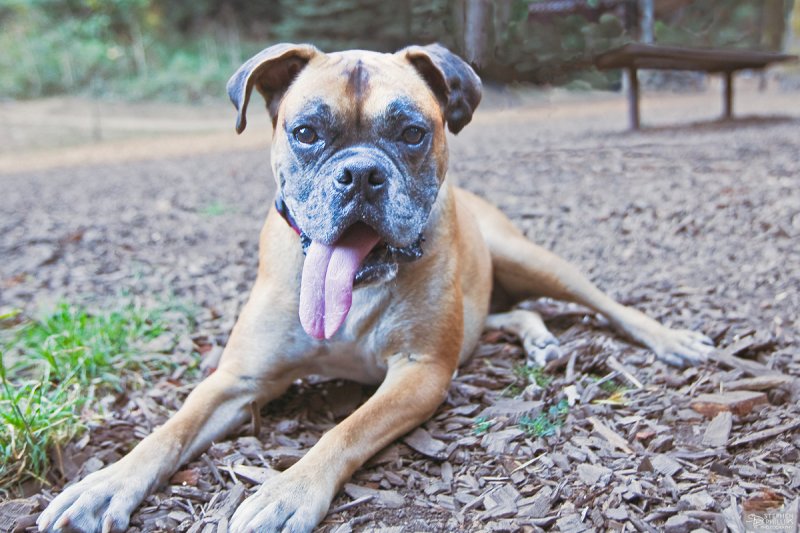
<box><xmin>2</xmin><ymin>84</ymin><xmax>800</xmax><ymax>532</ymax></box>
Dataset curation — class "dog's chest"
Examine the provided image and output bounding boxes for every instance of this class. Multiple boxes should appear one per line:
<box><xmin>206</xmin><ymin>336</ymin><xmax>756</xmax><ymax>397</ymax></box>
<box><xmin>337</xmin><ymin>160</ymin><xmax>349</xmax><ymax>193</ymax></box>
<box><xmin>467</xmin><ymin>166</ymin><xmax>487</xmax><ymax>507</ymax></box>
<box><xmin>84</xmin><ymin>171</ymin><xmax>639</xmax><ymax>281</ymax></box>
<box><xmin>305</xmin><ymin>284</ymin><xmax>396</xmax><ymax>384</ymax></box>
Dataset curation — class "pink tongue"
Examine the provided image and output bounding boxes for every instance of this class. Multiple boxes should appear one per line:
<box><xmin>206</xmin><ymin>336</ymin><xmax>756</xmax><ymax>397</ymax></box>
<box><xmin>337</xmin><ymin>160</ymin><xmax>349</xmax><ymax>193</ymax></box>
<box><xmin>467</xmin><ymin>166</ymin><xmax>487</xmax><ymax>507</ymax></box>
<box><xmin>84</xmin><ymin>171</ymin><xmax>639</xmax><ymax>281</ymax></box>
<box><xmin>299</xmin><ymin>224</ymin><xmax>381</xmax><ymax>339</ymax></box>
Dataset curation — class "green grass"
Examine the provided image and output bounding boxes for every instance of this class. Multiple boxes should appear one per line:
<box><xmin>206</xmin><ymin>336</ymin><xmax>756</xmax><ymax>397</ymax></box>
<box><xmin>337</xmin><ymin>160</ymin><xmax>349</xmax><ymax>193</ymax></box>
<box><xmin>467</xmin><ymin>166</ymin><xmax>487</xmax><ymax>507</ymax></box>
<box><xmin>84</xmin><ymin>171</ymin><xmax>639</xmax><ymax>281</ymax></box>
<box><xmin>0</xmin><ymin>299</ymin><xmax>196</xmax><ymax>493</ymax></box>
<box><xmin>200</xmin><ymin>200</ymin><xmax>236</xmax><ymax>217</ymax></box>
<box><xmin>502</xmin><ymin>362</ymin><xmax>553</xmax><ymax>397</ymax></box>
<box><xmin>475</xmin><ymin>360</ymin><xmax>567</xmax><ymax>439</ymax></box>
<box><xmin>513</xmin><ymin>364</ymin><xmax>552</xmax><ymax>388</ymax></box>
<box><xmin>518</xmin><ymin>399</ymin><xmax>570</xmax><ymax>438</ymax></box>
<box><xmin>472</xmin><ymin>416</ymin><xmax>493</xmax><ymax>436</ymax></box>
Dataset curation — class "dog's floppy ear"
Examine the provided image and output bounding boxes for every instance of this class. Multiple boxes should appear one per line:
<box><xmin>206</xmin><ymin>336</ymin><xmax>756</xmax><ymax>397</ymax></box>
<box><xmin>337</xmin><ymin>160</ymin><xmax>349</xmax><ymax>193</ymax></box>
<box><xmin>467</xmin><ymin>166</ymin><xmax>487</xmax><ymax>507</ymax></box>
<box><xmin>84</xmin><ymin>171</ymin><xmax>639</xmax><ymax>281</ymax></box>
<box><xmin>227</xmin><ymin>43</ymin><xmax>320</xmax><ymax>133</ymax></box>
<box><xmin>401</xmin><ymin>43</ymin><xmax>482</xmax><ymax>134</ymax></box>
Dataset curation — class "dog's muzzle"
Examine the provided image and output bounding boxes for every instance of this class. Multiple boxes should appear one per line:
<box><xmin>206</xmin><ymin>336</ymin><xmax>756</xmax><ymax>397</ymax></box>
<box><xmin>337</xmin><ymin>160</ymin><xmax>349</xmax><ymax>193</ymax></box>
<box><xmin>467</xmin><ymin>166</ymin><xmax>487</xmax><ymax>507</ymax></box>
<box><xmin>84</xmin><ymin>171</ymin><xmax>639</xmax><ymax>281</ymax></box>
<box><xmin>276</xmin><ymin>194</ymin><xmax>425</xmax><ymax>280</ymax></box>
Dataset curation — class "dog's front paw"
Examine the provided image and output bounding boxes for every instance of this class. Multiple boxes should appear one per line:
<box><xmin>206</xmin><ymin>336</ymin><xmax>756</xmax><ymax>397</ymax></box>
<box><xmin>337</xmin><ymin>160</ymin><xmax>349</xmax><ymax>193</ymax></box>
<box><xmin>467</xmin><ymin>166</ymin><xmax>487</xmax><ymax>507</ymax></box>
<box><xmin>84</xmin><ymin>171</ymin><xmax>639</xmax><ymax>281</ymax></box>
<box><xmin>649</xmin><ymin>327</ymin><xmax>715</xmax><ymax>368</ymax></box>
<box><xmin>229</xmin><ymin>472</ymin><xmax>332</xmax><ymax>533</ymax></box>
<box><xmin>37</xmin><ymin>462</ymin><xmax>150</xmax><ymax>533</ymax></box>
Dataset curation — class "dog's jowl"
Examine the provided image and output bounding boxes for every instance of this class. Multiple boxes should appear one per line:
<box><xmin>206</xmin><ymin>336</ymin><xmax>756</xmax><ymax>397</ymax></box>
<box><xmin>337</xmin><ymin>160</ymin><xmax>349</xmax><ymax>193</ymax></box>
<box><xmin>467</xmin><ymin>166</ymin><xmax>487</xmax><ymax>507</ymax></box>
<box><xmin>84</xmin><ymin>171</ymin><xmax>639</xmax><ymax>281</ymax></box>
<box><xmin>38</xmin><ymin>43</ymin><xmax>713</xmax><ymax>533</ymax></box>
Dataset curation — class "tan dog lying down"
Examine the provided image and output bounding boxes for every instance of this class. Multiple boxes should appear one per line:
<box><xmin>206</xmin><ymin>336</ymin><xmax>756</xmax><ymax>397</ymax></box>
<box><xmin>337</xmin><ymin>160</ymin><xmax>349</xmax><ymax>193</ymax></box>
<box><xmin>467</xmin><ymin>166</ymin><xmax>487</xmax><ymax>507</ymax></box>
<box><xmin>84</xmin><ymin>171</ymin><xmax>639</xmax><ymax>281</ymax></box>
<box><xmin>38</xmin><ymin>43</ymin><xmax>713</xmax><ymax>533</ymax></box>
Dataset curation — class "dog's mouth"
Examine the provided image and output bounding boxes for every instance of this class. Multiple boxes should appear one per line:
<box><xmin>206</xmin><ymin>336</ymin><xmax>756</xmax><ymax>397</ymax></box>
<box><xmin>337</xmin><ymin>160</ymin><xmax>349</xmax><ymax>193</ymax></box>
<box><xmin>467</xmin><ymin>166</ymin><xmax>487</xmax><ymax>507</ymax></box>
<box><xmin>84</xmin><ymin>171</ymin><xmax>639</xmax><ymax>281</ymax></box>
<box><xmin>298</xmin><ymin>223</ymin><xmax>424</xmax><ymax>340</ymax></box>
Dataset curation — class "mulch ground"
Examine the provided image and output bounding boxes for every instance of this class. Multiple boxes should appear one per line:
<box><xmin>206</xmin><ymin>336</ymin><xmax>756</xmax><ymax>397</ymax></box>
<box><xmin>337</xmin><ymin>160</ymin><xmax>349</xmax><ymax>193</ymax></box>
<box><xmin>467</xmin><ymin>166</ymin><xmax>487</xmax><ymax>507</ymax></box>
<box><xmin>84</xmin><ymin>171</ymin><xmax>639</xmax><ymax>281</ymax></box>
<box><xmin>1</xmin><ymin>87</ymin><xmax>800</xmax><ymax>532</ymax></box>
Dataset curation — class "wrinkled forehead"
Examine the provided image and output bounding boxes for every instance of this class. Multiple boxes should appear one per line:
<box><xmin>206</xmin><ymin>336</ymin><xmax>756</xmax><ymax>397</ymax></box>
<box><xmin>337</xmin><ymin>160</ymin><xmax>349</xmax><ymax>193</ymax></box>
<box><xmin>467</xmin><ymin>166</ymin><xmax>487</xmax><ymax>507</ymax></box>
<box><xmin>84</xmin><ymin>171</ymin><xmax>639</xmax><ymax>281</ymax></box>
<box><xmin>279</xmin><ymin>50</ymin><xmax>441</xmax><ymax>124</ymax></box>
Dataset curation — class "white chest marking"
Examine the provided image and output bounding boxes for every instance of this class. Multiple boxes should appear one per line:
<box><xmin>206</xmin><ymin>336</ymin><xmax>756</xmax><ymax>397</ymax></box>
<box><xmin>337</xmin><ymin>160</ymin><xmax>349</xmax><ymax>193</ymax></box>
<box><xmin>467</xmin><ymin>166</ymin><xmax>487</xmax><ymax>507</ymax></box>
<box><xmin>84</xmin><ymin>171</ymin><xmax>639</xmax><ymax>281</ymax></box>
<box><xmin>306</xmin><ymin>283</ymin><xmax>395</xmax><ymax>384</ymax></box>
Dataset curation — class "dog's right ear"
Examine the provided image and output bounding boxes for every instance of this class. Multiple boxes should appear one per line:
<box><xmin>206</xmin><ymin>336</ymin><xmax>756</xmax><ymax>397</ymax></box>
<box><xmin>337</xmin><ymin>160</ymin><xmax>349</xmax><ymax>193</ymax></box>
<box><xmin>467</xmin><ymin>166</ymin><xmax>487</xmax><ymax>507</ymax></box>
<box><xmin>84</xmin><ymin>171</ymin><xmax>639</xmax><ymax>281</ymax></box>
<box><xmin>227</xmin><ymin>43</ymin><xmax>319</xmax><ymax>133</ymax></box>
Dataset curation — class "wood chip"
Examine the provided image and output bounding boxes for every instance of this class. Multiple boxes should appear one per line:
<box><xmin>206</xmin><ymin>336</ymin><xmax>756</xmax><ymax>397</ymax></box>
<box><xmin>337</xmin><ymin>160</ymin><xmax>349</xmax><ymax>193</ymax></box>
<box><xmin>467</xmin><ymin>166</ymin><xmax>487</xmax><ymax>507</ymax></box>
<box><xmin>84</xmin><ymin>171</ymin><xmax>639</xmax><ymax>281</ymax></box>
<box><xmin>478</xmin><ymin>399</ymin><xmax>543</xmax><ymax>419</ymax></box>
<box><xmin>327</xmin><ymin>495</ymin><xmax>374</xmax><ymax>515</ymax></box>
<box><xmin>722</xmin><ymin>495</ymin><xmax>746</xmax><ymax>533</ymax></box>
<box><xmin>211</xmin><ymin>484</ymin><xmax>246</xmax><ymax>521</ymax></box>
<box><xmin>606</xmin><ymin>355</ymin><xmax>644</xmax><ymax>389</ymax></box>
<box><xmin>690</xmin><ymin>391</ymin><xmax>768</xmax><ymax>418</ymax></box>
<box><xmin>481</xmin><ymin>428</ymin><xmax>525</xmax><ymax>455</ymax></box>
<box><xmin>729</xmin><ymin>419</ymin><xmax>800</xmax><ymax>448</ymax></box>
<box><xmin>702</xmin><ymin>412</ymin><xmax>732</xmax><ymax>448</ymax></box>
<box><xmin>664</xmin><ymin>513</ymin><xmax>702</xmax><ymax>533</ymax></box>
<box><xmin>605</xmin><ymin>506</ymin><xmax>629</xmax><ymax>521</ymax></box>
<box><xmin>249</xmin><ymin>400</ymin><xmax>261</xmax><ymax>437</ymax></box>
<box><xmin>588</xmin><ymin>416</ymin><xmax>634</xmax><ymax>454</ymax></box>
<box><xmin>202</xmin><ymin>455</ymin><xmax>225</xmax><ymax>485</ymax></box>
<box><xmin>708</xmin><ymin>340</ymin><xmax>782</xmax><ymax>377</ymax></box>
<box><xmin>725</xmin><ymin>375</ymin><xmax>794</xmax><ymax>391</ymax></box>
<box><xmin>564</xmin><ymin>384</ymin><xmax>580</xmax><ymax>406</ymax></box>
<box><xmin>343</xmin><ymin>484</ymin><xmax>405</xmax><ymax>509</ymax></box>
<box><xmin>264</xmin><ymin>447</ymin><xmax>305</xmax><ymax>470</ymax></box>
<box><xmin>230</xmin><ymin>464</ymin><xmax>278</xmax><ymax>484</ymax></box>
<box><xmin>649</xmin><ymin>454</ymin><xmax>682</xmax><ymax>477</ymax></box>
<box><xmin>741</xmin><ymin>489</ymin><xmax>783</xmax><ymax>512</ymax></box>
<box><xmin>403</xmin><ymin>428</ymin><xmax>448</xmax><ymax>460</ymax></box>
<box><xmin>518</xmin><ymin>485</ymin><xmax>553</xmax><ymax>518</ymax></box>
<box><xmin>170</xmin><ymin>468</ymin><xmax>201</xmax><ymax>486</ymax></box>
<box><xmin>481</xmin><ymin>484</ymin><xmax>520</xmax><ymax>520</ymax></box>
<box><xmin>556</xmin><ymin>512</ymin><xmax>588</xmax><ymax>533</ymax></box>
<box><xmin>0</xmin><ymin>498</ymin><xmax>39</xmax><ymax>533</ymax></box>
<box><xmin>576</xmin><ymin>463</ymin><xmax>612</xmax><ymax>485</ymax></box>
<box><xmin>170</xmin><ymin>485</ymin><xmax>213</xmax><ymax>503</ymax></box>
<box><xmin>679</xmin><ymin>490</ymin><xmax>716</xmax><ymax>511</ymax></box>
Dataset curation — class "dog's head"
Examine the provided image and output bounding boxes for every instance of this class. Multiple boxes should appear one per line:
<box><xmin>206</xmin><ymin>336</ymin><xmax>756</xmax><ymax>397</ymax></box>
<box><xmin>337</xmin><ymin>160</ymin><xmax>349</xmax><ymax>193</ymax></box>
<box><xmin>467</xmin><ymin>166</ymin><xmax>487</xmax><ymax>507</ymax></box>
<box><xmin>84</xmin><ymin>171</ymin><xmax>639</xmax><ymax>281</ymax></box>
<box><xmin>227</xmin><ymin>43</ymin><xmax>481</xmax><ymax>338</ymax></box>
<box><xmin>228</xmin><ymin>43</ymin><xmax>481</xmax><ymax>247</ymax></box>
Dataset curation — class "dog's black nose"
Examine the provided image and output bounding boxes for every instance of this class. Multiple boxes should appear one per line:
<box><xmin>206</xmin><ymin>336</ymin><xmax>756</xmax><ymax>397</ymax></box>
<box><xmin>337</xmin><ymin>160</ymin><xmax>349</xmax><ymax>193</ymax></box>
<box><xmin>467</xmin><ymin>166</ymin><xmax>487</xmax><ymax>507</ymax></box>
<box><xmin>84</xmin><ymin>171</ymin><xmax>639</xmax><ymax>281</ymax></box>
<box><xmin>335</xmin><ymin>163</ymin><xmax>386</xmax><ymax>193</ymax></box>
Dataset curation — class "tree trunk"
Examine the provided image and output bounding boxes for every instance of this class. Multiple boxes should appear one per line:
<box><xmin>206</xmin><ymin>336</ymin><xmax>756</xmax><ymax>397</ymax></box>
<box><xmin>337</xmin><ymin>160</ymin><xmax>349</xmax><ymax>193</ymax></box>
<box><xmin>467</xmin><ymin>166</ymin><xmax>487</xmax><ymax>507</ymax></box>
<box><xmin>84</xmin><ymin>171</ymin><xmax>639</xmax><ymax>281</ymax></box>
<box><xmin>788</xmin><ymin>0</ymin><xmax>800</xmax><ymax>52</ymax></box>
<box><xmin>761</xmin><ymin>0</ymin><xmax>787</xmax><ymax>51</ymax></box>
<box><xmin>639</xmin><ymin>0</ymin><xmax>654</xmax><ymax>43</ymax></box>
<box><xmin>462</xmin><ymin>0</ymin><xmax>492</xmax><ymax>67</ymax></box>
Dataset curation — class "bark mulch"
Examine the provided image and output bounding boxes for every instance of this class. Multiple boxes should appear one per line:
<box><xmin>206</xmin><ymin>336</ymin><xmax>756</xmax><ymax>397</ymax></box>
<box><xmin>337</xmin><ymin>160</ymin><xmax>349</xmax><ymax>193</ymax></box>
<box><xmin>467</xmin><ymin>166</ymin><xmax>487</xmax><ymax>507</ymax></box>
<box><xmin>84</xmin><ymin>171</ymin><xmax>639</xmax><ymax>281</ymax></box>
<box><xmin>1</xmin><ymin>91</ymin><xmax>799</xmax><ymax>532</ymax></box>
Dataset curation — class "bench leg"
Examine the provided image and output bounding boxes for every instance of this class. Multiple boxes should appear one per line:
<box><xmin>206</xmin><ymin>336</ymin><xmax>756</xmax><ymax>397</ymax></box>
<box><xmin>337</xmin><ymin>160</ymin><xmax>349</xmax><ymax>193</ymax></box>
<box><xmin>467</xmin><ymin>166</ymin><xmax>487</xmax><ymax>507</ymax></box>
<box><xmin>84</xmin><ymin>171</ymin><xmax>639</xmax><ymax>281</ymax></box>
<box><xmin>723</xmin><ymin>71</ymin><xmax>734</xmax><ymax>119</ymax></box>
<box><xmin>627</xmin><ymin>66</ymin><xmax>640</xmax><ymax>130</ymax></box>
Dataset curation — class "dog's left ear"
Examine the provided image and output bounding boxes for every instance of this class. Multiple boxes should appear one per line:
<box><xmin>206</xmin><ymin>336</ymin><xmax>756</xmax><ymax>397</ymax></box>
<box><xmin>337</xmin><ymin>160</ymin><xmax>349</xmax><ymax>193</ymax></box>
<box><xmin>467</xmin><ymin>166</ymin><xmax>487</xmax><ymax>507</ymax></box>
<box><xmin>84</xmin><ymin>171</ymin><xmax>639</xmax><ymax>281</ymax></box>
<box><xmin>400</xmin><ymin>43</ymin><xmax>482</xmax><ymax>134</ymax></box>
<box><xmin>227</xmin><ymin>43</ymin><xmax>320</xmax><ymax>133</ymax></box>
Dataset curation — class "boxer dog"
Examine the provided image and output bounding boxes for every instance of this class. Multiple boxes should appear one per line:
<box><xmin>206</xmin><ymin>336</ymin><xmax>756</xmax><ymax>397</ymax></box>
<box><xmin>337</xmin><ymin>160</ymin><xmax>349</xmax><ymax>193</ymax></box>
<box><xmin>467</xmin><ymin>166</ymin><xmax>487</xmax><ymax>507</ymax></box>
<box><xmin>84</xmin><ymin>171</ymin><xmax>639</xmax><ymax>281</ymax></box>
<box><xmin>38</xmin><ymin>43</ymin><xmax>713</xmax><ymax>533</ymax></box>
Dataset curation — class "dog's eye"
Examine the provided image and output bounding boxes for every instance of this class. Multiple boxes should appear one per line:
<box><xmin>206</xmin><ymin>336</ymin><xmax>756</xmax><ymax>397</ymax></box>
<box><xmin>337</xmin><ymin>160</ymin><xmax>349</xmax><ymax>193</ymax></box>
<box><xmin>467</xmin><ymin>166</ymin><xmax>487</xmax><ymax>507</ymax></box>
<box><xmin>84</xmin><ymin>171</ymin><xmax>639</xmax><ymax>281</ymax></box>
<box><xmin>401</xmin><ymin>126</ymin><xmax>425</xmax><ymax>145</ymax></box>
<box><xmin>294</xmin><ymin>126</ymin><xmax>318</xmax><ymax>144</ymax></box>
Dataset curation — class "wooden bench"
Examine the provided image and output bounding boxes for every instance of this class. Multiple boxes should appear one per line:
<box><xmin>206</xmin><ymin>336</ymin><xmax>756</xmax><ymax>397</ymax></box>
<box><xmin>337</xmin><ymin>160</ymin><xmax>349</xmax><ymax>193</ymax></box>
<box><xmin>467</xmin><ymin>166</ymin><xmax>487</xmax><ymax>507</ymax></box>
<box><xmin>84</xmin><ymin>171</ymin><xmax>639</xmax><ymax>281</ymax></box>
<box><xmin>595</xmin><ymin>43</ymin><xmax>797</xmax><ymax>130</ymax></box>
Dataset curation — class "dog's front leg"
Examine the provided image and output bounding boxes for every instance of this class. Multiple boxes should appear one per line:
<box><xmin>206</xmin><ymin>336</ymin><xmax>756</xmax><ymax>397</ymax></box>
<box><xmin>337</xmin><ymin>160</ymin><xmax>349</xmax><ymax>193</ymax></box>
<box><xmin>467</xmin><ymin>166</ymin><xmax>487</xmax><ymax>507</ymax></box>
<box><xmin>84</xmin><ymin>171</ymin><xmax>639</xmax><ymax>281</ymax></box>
<box><xmin>37</xmin><ymin>366</ymin><xmax>289</xmax><ymax>533</ymax></box>
<box><xmin>38</xmin><ymin>284</ymin><xmax>298</xmax><ymax>533</ymax></box>
<box><xmin>229</xmin><ymin>351</ymin><xmax>456</xmax><ymax>533</ymax></box>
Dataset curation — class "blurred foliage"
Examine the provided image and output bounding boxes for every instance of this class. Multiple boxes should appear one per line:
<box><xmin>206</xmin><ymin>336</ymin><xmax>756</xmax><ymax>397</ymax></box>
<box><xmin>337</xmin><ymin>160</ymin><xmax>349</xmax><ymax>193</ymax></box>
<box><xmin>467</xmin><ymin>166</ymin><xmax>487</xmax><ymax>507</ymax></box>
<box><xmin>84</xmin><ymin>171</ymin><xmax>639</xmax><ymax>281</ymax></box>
<box><xmin>268</xmin><ymin>0</ymin><xmax>454</xmax><ymax>52</ymax></box>
<box><xmin>493</xmin><ymin>2</ymin><xmax>632</xmax><ymax>86</ymax></box>
<box><xmin>653</xmin><ymin>0</ymin><xmax>779</xmax><ymax>49</ymax></box>
<box><xmin>0</xmin><ymin>0</ymin><xmax>792</xmax><ymax>101</ymax></box>
<box><xmin>0</xmin><ymin>0</ymin><xmax>258</xmax><ymax>101</ymax></box>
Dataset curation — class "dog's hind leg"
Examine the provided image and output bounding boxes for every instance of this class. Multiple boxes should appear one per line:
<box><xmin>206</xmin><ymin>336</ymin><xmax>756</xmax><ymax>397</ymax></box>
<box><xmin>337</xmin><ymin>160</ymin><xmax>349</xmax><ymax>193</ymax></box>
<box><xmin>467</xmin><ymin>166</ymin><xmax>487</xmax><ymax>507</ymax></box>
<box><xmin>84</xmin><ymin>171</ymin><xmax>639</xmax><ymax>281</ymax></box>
<box><xmin>456</xmin><ymin>188</ymin><xmax>713</xmax><ymax>367</ymax></box>
<box><xmin>486</xmin><ymin>309</ymin><xmax>561</xmax><ymax>366</ymax></box>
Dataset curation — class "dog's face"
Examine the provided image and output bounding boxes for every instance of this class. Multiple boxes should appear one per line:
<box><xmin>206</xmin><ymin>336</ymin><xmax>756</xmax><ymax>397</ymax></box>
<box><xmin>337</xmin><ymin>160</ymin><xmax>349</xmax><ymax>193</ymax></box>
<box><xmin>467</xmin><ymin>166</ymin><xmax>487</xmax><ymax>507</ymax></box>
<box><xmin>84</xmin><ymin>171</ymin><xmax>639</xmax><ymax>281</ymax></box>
<box><xmin>228</xmin><ymin>44</ymin><xmax>481</xmax><ymax>251</ymax></box>
<box><xmin>273</xmin><ymin>51</ymin><xmax>448</xmax><ymax>251</ymax></box>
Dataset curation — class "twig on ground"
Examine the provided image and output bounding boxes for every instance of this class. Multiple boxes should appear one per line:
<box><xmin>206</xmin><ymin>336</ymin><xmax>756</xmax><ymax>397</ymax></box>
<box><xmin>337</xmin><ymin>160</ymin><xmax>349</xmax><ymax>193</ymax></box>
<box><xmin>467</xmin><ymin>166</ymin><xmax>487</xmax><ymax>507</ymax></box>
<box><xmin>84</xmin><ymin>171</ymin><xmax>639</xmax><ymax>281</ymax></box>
<box><xmin>249</xmin><ymin>401</ymin><xmax>261</xmax><ymax>437</ymax></box>
<box><xmin>588</xmin><ymin>416</ymin><xmax>634</xmax><ymax>454</ymax></box>
<box><xmin>565</xmin><ymin>350</ymin><xmax>578</xmax><ymax>382</ymax></box>
<box><xmin>606</xmin><ymin>356</ymin><xmax>643</xmax><ymax>389</ymax></box>
<box><xmin>729</xmin><ymin>420</ymin><xmax>800</xmax><ymax>448</ymax></box>
<box><xmin>510</xmin><ymin>453</ymin><xmax>545</xmax><ymax>474</ymax></box>
<box><xmin>202</xmin><ymin>455</ymin><xmax>225</xmax><ymax>486</ymax></box>
<box><xmin>709</xmin><ymin>340</ymin><xmax>784</xmax><ymax>377</ymax></box>
<box><xmin>328</xmin><ymin>495</ymin><xmax>374</xmax><ymax>516</ymax></box>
